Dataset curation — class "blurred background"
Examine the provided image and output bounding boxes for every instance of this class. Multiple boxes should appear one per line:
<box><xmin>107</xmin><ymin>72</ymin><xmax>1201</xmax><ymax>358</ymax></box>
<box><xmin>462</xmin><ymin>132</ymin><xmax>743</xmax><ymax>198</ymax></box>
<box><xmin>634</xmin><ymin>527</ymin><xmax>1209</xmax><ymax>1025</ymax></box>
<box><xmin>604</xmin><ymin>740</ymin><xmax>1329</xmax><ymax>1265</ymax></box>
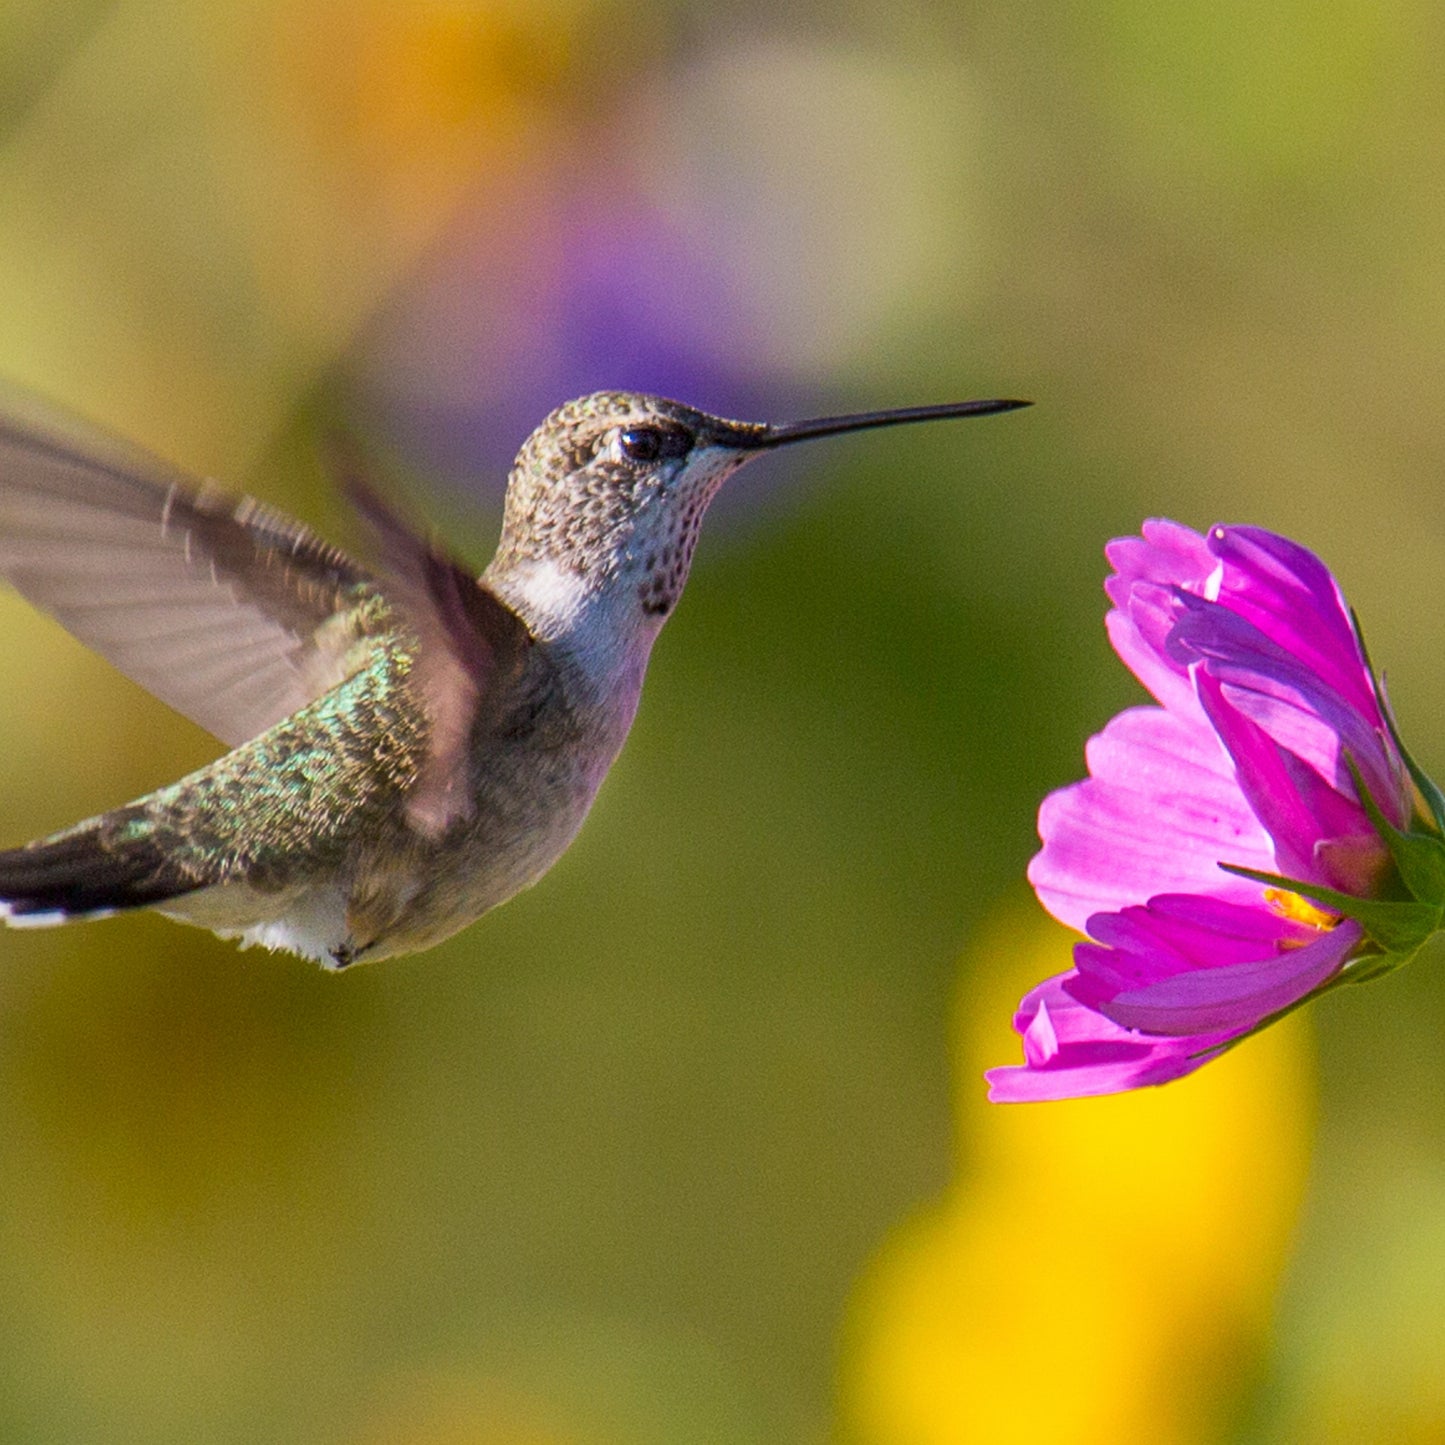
<box><xmin>0</xmin><ymin>1</ymin><xmax>1443</xmax><ymax>1441</ymax></box>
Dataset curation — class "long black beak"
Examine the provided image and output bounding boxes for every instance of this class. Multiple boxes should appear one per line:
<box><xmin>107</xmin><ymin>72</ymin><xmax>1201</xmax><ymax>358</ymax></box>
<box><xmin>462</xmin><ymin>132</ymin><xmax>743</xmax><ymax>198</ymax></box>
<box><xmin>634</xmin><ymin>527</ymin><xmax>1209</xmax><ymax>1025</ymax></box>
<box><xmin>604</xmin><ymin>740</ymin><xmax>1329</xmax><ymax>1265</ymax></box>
<box><xmin>740</xmin><ymin>397</ymin><xmax>1031</xmax><ymax>450</ymax></box>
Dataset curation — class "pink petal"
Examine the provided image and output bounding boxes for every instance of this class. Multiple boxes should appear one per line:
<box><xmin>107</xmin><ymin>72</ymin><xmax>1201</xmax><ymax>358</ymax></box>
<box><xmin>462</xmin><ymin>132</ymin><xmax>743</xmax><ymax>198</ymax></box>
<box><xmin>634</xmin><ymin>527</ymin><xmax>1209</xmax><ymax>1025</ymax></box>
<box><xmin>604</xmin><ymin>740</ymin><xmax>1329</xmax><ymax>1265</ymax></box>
<box><xmin>1102</xmin><ymin>519</ymin><xmax>1217</xmax><ymax>718</ymax></box>
<box><xmin>1076</xmin><ymin>914</ymin><xmax>1361</xmax><ymax>1035</ymax></box>
<box><xmin>1028</xmin><ymin>705</ymin><xmax>1274</xmax><ymax>933</ymax></box>
<box><xmin>1104</xmin><ymin>519</ymin><xmax>1216</xmax><ymax>609</ymax></box>
<box><xmin>1208</xmin><ymin>526</ymin><xmax>1377</xmax><ymax>718</ymax></box>
<box><xmin>985</xmin><ymin>973</ymin><xmax>1239</xmax><ymax>1102</ymax></box>
<box><xmin>1170</xmin><ymin>594</ymin><xmax>1404</xmax><ymax>824</ymax></box>
<box><xmin>1195</xmin><ymin>672</ymin><xmax>1382</xmax><ymax>888</ymax></box>
<box><xmin>1105</xmin><ymin>603</ymin><xmax>1201</xmax><ymax>722</ymax></box>
<box><xmin>1082</xmin><ymin>893</ymin><xmax>1312</xmax><ymax>981</ymax></box>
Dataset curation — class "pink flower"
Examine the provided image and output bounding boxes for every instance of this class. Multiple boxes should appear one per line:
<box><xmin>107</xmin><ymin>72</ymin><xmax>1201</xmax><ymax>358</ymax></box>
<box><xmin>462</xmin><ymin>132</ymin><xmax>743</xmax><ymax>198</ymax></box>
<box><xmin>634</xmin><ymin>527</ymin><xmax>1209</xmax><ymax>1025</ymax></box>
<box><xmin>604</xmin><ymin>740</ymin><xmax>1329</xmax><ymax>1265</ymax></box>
<box><xmin>989</xmin><ymin>521</ymin><xmax>1445</xmax><ymax>1102</ymax></box>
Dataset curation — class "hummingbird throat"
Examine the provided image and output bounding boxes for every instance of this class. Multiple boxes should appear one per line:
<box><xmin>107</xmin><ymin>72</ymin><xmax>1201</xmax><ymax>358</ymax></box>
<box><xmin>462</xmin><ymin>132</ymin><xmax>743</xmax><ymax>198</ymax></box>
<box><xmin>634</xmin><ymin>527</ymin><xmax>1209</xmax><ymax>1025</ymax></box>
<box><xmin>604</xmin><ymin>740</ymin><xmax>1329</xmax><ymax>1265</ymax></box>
<box><xmin>633</xmin><ymin>469</ymin><xmax>732</xmax><ymax>618</ymax></box>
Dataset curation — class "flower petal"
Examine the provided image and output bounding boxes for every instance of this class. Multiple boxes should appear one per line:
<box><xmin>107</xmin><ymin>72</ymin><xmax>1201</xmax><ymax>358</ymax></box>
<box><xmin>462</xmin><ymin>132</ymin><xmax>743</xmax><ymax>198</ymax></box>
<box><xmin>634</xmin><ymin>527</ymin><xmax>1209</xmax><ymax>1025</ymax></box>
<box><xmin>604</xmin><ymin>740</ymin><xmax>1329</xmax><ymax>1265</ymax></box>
<box><xmin>1208</xmin><ymin>526</ymin><xmax>1376</xmax><ymax>719</ymax></box>
<box><xmin>1102</xmin><ymin>519</ymin><xmax>1217</xmax><ymax>718</ymax></box>
<box><xmin>985</xmin><ymin>973</ymin><xmax>1239</xmax><ymax>1102</ymax></box>
<box><xmin>1070</xmin><ymin>899</ymin><xmax>1361</xmax><ymax>1035</ymax></box>
<box><xmin>1170</xmin><ymin>592</ymin><xmax>1404</xmax><ymax>825</ymax></box>
<box><xmin>1083</xmin><ymin>892</ymin><xmax>1313</xmax><ymax>978</ymax></box>
<box><xmin>1194</xmin><ymin>671</ymin><xmax>1381</xmax><ymax>889</ymax></box>
<box><xmin>1028</xmin><ymin>705</ymin><xmax>1274</xmax><ymax>932</ymax></box>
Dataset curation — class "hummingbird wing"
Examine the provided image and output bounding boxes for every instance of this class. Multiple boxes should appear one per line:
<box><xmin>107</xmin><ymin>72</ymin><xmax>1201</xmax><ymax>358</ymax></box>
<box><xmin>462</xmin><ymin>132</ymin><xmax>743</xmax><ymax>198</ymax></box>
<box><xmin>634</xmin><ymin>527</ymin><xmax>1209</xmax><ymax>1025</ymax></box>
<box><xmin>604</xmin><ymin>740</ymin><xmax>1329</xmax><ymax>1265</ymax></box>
<box><xmin>0</xmin><ymin>388</ymin><xmax>372</xmax><ymax>747</ymax></box>
<box><xmin>339</xmin><ymin>461</ymin><xmax>534</xmax><ymax>838</ymax></box>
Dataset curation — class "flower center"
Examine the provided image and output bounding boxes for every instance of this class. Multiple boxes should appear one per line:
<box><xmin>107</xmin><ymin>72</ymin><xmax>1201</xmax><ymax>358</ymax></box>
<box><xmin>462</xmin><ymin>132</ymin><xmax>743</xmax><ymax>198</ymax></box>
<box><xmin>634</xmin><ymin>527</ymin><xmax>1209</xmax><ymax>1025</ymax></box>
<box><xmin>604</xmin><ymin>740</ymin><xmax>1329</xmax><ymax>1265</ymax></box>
<box><xmin>1264</xmin><ymin>886</ymin><xmax>1340</xmax><ymax>937</ymax></box>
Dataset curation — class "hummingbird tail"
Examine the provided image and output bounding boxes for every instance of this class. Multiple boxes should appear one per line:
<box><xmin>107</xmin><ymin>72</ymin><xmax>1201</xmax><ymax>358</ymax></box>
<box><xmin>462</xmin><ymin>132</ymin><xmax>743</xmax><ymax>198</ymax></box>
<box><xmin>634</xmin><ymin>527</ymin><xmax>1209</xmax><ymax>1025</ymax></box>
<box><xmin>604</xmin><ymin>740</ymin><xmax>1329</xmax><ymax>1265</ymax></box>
<box><xmin>0</xmin><ymin>814</ymin><xmax>203</xmax><ymax>927</ymax></box>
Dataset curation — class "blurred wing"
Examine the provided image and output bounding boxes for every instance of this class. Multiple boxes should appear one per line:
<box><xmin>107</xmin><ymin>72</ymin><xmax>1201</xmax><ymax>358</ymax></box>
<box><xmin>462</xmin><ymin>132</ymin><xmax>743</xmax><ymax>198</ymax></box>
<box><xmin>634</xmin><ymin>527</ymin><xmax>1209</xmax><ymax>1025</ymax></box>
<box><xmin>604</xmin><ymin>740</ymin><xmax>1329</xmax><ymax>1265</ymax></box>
<box><xmin>341</xmin><ymin>460</ymin><xmax>534</xmax><ymax>838</ymax></box>
<box><xmin>0</xmin><ymin>388</ymin><xmax>375</xmax><ymax>746</ymax></box>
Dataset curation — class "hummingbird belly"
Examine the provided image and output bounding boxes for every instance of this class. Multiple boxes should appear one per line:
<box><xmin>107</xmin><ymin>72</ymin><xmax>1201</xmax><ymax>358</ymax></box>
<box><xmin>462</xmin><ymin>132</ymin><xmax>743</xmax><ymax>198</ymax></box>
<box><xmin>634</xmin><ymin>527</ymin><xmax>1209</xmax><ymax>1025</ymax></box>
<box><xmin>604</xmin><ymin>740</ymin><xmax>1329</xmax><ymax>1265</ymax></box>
<box><xmin>158</xmin><ymin>775</ymin><xmax>604</xmax><ymax>965</ymax></box>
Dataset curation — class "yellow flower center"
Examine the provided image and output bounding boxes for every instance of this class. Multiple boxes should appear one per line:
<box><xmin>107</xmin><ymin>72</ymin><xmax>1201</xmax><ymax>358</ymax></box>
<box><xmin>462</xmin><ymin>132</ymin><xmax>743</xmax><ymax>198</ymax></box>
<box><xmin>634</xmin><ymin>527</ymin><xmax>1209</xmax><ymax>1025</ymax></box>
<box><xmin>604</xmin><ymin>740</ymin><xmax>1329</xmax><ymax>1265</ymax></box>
<box><xmin>1264</xmin><ymin>887</ymin><xmax>1340</xmax><ymax>935</ymax></box>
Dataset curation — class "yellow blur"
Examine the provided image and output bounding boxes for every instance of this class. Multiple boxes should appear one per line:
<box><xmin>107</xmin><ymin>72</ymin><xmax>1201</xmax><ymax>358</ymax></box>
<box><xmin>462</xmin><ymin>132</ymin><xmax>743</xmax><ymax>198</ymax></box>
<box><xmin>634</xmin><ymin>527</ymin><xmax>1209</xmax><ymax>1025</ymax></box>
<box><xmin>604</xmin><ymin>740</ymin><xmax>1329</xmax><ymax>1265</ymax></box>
<box><xmin>841</xmin><ymin>908</ymin><xmax>1314</xmax><ymax>1445</ymax></box>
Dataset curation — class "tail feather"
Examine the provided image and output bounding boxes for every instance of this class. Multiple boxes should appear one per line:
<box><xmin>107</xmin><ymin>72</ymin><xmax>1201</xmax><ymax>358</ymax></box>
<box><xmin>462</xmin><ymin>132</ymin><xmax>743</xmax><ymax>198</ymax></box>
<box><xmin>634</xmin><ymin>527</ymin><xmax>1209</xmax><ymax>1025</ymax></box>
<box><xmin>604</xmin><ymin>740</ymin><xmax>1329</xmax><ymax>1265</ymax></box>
<box><xmin>0</xmin><ymin>811</ymin><xmax>205</xmax><ymax>925</ymax></box>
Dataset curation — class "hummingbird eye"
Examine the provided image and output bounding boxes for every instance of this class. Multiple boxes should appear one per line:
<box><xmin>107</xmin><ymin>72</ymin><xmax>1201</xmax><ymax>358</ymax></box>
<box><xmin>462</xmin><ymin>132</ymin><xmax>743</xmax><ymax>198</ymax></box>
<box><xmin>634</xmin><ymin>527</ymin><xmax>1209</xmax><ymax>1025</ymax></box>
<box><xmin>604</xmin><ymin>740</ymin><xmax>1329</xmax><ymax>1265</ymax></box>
<box><xmin>617</xmin><ymin>424</ymin><xmax>692</xmax><ymax>464</ymax></box>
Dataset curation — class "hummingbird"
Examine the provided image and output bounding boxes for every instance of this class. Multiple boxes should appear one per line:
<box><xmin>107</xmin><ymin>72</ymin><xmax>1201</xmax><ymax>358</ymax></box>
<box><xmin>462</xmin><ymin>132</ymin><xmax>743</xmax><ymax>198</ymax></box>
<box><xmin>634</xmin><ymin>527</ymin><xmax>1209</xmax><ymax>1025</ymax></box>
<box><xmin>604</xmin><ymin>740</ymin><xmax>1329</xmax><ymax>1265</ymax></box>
<box><xmin>0</xmin><ymin>388</ymin><xmax>1027</xmax><ymax>966</ymax></box>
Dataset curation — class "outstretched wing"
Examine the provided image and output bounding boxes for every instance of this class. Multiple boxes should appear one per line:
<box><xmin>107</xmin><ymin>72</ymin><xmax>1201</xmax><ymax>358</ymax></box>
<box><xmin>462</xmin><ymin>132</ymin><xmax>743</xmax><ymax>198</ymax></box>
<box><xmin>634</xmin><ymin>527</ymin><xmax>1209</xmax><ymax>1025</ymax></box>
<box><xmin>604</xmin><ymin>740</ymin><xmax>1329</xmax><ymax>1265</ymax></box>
<box><xmin>0</xmin><ymin>387</ymin><xmax>375</xmax><ymax>746</ymax></box>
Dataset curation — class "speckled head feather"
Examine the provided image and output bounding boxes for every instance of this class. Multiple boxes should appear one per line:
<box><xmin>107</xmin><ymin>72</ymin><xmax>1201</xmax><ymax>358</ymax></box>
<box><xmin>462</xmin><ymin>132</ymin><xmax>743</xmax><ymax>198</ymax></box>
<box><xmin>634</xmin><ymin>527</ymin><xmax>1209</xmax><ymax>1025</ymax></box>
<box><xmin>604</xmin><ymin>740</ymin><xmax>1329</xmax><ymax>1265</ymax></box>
<box><xmin>494</xmin><ymin>392</ymin><xmax>766</xmax><ymax>583</ymax></box>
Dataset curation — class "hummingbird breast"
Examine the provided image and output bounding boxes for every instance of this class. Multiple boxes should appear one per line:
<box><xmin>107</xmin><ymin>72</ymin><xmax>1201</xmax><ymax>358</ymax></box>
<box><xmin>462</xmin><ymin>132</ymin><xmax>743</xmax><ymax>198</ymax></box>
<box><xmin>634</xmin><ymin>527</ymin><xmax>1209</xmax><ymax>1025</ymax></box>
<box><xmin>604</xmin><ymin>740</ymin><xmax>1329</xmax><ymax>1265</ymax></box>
<box><xmin>340</xmin><ymin>638</ymin><xmax>640</xmax><ymax>963</ymax></box>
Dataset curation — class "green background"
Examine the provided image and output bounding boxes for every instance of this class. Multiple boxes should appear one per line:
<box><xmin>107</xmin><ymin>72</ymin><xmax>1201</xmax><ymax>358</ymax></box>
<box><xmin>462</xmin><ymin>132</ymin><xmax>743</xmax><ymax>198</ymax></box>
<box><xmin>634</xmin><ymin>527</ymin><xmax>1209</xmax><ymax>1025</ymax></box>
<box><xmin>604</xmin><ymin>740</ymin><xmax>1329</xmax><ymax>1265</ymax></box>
<box><xmin>0</xmin><ymin>2</ymin><xmax>1442</xmax><ymax>1440</ymax></box>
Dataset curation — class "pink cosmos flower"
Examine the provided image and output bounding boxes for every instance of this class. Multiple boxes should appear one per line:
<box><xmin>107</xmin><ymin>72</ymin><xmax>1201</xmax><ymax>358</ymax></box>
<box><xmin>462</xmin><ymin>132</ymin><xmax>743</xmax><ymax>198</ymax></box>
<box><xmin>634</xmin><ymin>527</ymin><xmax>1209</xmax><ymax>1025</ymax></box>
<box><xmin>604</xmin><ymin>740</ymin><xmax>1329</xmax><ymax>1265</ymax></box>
<box><xmin>989</xmin><ymin>520</ymin><xmax>1445</xmax><ymax>1102</ymax></box>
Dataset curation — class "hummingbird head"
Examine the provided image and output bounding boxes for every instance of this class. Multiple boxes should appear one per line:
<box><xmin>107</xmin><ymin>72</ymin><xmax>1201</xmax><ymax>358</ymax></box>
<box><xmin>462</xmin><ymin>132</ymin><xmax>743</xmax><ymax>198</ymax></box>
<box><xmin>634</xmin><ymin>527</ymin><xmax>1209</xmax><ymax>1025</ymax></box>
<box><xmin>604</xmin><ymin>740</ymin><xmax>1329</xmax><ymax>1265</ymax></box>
<box><xmin>494</xmin><ymin>392</ymin><xmax>758</xmax><ymax>615</ymax></box>
<box><xmin>490</xmin><ymin>390</ymin><xmax>1028</xmax><ymax>640</ymax></box>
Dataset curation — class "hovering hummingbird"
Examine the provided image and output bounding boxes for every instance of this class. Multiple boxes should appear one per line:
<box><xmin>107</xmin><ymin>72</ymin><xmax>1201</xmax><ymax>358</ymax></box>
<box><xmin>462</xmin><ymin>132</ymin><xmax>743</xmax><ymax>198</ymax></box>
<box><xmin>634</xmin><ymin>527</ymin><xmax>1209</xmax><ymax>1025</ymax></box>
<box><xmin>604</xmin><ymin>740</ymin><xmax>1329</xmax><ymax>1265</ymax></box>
<box><xmin>0</xmin><ymin>388</ymin><xmax>1027</xmax><ymax>966</ymax></box>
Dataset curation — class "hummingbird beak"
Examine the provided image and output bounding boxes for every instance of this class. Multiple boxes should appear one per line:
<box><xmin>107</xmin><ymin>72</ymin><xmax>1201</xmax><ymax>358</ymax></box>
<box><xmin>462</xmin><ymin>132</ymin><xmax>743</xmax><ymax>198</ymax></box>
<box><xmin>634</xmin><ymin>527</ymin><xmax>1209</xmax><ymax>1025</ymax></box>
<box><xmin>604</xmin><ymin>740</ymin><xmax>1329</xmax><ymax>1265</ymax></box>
<box><xmin>728</xmin><ymin>397</ymin><xmax>1032</xmax><ymax>451</ymax></box>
